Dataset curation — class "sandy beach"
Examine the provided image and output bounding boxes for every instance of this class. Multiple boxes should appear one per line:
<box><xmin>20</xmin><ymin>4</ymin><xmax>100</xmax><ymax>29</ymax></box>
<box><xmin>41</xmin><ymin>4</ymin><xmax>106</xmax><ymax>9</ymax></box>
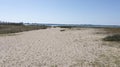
<box><xmin>0</xmin><ymin>28</ymin><xmax>120</xmax><ymax>67</ymax></box>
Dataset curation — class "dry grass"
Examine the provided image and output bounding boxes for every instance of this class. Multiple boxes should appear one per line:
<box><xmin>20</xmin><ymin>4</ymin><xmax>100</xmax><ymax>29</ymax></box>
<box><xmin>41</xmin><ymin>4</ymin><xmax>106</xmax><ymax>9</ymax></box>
<box><xmin>100</xmin><ymin>28</ymin><xmax>120</xmax><ymax>47</ymax></box>
<box><xmin>0</xmin><ymin>24</ymin><xmax>48</xmax><ymax>34</ymax></box>
<box><xmin>102</xmin><ymin>28</ymin><xmax>120</xmax><ymax>34</ymax></box>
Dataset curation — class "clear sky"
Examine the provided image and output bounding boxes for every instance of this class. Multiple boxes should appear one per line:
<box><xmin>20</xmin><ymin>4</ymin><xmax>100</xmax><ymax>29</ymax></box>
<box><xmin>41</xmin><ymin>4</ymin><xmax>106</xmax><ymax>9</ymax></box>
<box><xmin>0</xmin><ymin>0</ymin><xmax>120</xmax><ymax>25</ymax></box>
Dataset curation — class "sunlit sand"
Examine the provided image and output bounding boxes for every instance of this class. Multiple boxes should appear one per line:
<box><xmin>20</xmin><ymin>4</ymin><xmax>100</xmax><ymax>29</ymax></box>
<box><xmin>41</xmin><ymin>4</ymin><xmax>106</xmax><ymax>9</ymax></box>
<box><xmin>0</xmin><ymin>28</ymin><xmax>120</xmax><ymax>67</ymax></box>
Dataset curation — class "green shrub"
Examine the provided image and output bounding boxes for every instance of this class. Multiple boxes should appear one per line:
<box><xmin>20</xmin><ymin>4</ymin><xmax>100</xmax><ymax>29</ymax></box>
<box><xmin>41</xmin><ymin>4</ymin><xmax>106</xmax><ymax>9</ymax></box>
<box><xmin>103</xmin><ymin>34</ymin><xmax>120</xmax><ymax>41</ymax></box>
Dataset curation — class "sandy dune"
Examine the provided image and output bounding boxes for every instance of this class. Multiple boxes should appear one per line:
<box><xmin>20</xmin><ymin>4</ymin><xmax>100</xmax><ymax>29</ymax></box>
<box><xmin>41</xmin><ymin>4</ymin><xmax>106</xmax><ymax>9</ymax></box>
<box><xmin>0</xmin><ymin>28</ymin><xmax>120</xmax><ymax>67</ymax></box>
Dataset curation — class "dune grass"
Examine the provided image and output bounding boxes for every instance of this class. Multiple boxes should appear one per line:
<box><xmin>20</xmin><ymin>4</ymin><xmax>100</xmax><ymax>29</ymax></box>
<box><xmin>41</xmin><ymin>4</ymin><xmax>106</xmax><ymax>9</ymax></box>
<box><xmin>0</xmin><ymin>24</ymin><xmax>48</xmax><ymax>34</ymax></box>
<box><xmin>101</xmin><ymin>28</ymin><xmax>120</xmax><ymax>42</ymax></box>
<box><xmin>103</xmin><ymin>34</ymin><xmax>120</xmax><ymax>41</ymax></box>
<box><xmin>102</xmin><ymin>28</ymin><xmax>120</xmax><ymax>34</ymax></box>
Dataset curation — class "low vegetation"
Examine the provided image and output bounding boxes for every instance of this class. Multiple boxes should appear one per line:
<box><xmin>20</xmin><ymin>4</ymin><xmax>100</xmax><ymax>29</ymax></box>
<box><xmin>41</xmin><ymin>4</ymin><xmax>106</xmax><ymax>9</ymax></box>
<box><xmin>0</xmin><ymin>22</ymin><xmax>48</xmax><ymax>34</ymax></box>
<box><xmin>103</xmin><ymin>34</ymin><xmax>120</xmax><ymax>41</ymax></box>
<box><xmin>101</xmin><ymin>28</ymin><xmax>120</xmax><ymax>41</ymax></box>
<box><xmin>60</xmin><ymin>29</ymin><xmax>65</xmax><ymax>32</ymax></box>
<box><xmin>58</xmin><ymin>26</ymin><xmax>73</xmax><ymax>28</ymax></box>
<box><xmin>103</xmin><ymin>28</ymin><xmax>120</xmax><ymax>34</ymax></box>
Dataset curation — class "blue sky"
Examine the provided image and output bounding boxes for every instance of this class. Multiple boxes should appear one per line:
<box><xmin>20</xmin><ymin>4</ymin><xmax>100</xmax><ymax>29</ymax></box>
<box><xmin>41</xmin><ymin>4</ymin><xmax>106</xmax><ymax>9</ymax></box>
<box><xmin>0</xmin><ymin>0</ymin><xmax>120</xmax><ymax>25</ymax></box>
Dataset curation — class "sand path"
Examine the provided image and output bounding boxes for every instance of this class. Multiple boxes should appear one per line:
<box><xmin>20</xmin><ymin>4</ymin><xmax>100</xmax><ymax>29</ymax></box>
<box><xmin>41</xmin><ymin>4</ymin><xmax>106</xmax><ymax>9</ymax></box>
<box><xmin>0</xmin><ymin>28</ymin><xmax>119</xmax><ymax>67</ymax></box>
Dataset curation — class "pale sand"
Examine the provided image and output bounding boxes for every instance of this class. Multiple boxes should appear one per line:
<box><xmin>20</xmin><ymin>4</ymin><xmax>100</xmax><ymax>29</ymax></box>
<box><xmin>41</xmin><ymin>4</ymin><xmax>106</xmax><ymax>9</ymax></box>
<box><xmin>0</xmin><ymin>28</ymin><xmax>120</xmax><ymax>67</ymax></box>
